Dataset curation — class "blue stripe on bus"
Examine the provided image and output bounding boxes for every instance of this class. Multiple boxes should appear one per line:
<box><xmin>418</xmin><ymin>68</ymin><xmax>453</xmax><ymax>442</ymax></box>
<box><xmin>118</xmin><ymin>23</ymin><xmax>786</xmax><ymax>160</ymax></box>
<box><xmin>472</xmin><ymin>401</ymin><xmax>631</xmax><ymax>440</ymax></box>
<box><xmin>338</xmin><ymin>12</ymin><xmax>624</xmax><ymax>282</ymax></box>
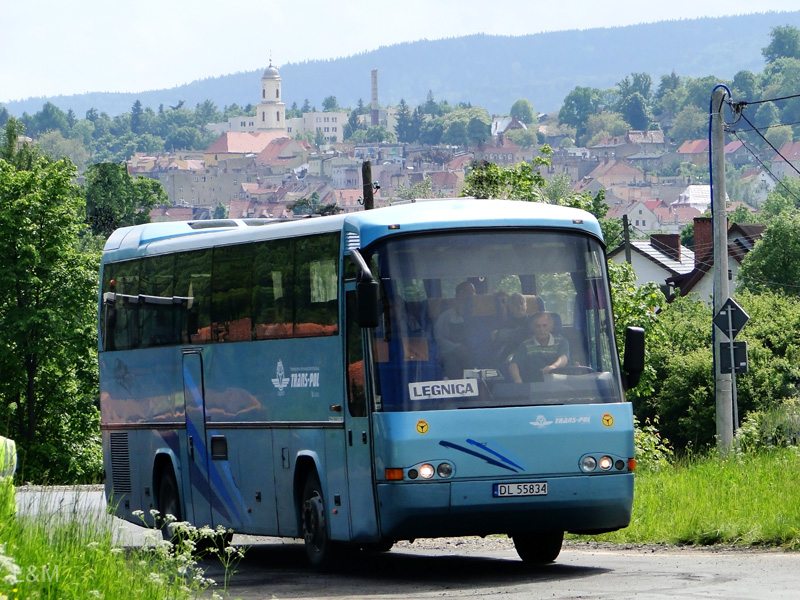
<box><xmin>439</xmin><ymin>440</ymin><xmax>522</xmax><ymax>473</ymax></box>
<box><xmin>466</xmin><ymin>439</ymin><xmax>526</xmax><ymax>471</ymax></box>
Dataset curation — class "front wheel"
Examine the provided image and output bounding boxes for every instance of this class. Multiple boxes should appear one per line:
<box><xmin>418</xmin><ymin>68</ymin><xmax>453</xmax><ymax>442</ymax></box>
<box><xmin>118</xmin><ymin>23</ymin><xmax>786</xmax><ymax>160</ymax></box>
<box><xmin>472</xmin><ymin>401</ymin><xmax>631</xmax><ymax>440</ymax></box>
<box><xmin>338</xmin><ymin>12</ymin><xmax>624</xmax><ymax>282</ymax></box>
<box><xmin>512</xmin><ymin>531</ymin><xmax>564</xmax><ymax>564</ymax></box>
<box><xmin>301</xmin><ymin>472</ymin><xmax>337</xmax><ymax>569</ymax></box>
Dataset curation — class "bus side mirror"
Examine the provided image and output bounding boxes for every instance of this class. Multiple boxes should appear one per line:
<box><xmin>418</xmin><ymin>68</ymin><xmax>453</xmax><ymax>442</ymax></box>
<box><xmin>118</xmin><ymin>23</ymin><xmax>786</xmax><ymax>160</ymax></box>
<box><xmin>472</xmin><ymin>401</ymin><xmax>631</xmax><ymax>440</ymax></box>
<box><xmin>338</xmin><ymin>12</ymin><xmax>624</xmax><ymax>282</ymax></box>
<box><xmin>622</xmin><ymin>326</ymin><xmax>645</xmax><ymax>390</ymax></box>
<box><xmin>356</xmin><ymin>277</ymin><xmax>380</xmax><ymax>328</ymax></box>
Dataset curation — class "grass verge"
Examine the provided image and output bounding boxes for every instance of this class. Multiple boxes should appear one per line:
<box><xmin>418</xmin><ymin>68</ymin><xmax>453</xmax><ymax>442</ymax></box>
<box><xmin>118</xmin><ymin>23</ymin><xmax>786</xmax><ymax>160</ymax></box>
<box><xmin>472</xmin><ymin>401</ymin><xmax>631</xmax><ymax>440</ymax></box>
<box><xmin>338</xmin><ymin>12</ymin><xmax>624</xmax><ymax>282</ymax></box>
<box><xmin>0</xmin><ymin>491</ymin><xmax>241</xmax><ymax>600</ymax></box>
<box><xmin>572</xmin><ymin>447</ymin><xmax>800</xmax><ymax>548</ymax></box>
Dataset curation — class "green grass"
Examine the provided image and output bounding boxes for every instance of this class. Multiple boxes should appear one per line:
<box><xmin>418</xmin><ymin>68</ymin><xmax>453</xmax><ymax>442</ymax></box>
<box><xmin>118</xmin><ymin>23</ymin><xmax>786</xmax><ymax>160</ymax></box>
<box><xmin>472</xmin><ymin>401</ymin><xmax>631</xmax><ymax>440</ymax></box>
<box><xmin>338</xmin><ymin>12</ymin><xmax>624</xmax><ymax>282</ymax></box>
<box><xmin>573</xmin><ymin>447</ymin><xmax>800</xmax><ymax>548</ymax></box>
<box><xmin>0</xmin><ymin>493</ymin><xmax>231</xmax><ymax>600</ymax></box>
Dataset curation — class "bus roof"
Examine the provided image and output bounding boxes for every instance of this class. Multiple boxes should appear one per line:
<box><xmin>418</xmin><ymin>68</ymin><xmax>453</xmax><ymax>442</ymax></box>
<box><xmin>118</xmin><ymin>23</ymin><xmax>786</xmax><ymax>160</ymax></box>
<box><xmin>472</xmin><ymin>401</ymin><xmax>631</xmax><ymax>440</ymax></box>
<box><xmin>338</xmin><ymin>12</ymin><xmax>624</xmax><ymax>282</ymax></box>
<box><xmin>101</xmin><ymin>199</ymin><xmax>602</xmax><ymax>263</ymax></box>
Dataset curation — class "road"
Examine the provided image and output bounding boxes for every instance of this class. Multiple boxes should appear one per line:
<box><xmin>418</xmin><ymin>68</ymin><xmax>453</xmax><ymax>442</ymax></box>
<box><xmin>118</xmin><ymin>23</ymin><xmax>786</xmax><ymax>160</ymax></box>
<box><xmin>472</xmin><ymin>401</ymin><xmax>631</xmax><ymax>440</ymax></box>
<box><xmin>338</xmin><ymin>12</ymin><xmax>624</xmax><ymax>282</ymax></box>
<box><xmin>16</xmin><ymin>487</ymin><xmax>799</xmax><ymax>599</ymax></box>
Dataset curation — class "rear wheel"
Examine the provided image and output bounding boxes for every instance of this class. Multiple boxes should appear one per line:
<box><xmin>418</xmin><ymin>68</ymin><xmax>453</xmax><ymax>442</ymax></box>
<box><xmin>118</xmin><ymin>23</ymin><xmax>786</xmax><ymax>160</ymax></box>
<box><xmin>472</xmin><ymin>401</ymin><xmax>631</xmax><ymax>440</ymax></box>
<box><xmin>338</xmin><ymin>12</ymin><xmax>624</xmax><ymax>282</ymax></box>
<box><xmin>157</xmin><ymin>466</ymin><xmax>182</xmax><ymax>542</ymax></box>
<box><xmin>301</xmin><ymin>472</ymin><xmax>338</xmax><ymax>569</ymax></box>
<box><xmin>512</xmin><ymin>531</ymin><xmax>564</xmax><ymax>564</ymax></box>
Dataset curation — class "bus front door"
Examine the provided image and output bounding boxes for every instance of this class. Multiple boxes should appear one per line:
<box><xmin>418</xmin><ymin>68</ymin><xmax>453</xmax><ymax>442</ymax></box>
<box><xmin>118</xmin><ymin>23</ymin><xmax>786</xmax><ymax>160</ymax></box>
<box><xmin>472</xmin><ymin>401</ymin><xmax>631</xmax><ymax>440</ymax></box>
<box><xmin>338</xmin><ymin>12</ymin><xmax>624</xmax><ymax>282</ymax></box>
<box><xmin>344</xmin><ymin>290</ymin><xmax>380</xmax><ymax>541</ymax></box>
<box><xmin>182</xmin><ymin>350</ymin><xmax>213</xmax><ymax>527</ymax></box>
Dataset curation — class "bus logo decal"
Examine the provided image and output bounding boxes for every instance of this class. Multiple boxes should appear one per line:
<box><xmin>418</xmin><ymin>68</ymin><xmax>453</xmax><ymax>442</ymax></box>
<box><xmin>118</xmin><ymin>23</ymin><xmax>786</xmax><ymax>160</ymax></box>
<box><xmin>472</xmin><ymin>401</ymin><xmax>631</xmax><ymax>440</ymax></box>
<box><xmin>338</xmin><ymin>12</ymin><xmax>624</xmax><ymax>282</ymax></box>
<box><xmin>416</xmin><ymin>420</ymin><xmax>429</xmax><ymax>434</ymax></box>
<box><xmin>602</xmin><ymin>413</ymin><xmax>615</xmax><ymax>427</ymax></box>
<box><xmin>440</xmin><ymin>440</ymin><xmax>523</xmax><ymax>473</ymax></box>
<box><xmin>408</xmin><ymin>379</ymin><xmax>479</xmax><ymax>401</ymax></box>
<box><xmin>271</xmin><ymin>360</ymin><xmax>290</xmax><ymax>395</ymax></box>
<box><xmin>530</xmin><ymin>415</ymin><xmax>553</xmax><ymax>428</ymax></box>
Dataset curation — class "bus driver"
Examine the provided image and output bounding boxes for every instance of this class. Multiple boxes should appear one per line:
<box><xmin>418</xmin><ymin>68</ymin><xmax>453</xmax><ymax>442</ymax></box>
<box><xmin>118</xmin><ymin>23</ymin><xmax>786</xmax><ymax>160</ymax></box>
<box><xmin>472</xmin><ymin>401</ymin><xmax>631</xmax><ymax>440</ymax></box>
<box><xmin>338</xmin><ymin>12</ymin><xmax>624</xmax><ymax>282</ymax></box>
<box><xmin>508</xmin><ymin>311</ymin><xmax>569</xmax><ymax>383</ymax></box>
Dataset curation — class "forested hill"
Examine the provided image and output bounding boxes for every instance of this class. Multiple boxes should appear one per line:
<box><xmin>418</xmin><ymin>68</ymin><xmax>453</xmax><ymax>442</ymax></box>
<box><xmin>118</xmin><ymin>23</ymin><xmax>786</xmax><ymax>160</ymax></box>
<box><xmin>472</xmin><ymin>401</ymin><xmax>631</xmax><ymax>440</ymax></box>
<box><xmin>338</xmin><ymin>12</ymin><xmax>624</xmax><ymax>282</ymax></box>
<box><xmin>6</xmin><ymin>10</ymin><xmax>800</xmax><ymax>118</ymax></box>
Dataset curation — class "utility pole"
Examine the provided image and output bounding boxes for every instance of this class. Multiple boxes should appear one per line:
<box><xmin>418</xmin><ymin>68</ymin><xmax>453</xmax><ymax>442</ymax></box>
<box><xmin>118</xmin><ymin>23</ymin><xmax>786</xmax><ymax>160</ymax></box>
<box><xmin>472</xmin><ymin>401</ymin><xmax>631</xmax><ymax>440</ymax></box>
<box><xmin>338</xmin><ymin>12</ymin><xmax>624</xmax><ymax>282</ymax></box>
<box><xmin>711</xmin><ymin>85</ymin><xmax>733</xmax><ymax>451</ymax></box>
<box><xmin>362</xmin><ymin>161</ymin><xmax>374</xmax><ymax>210</ymax></box>
<box><xmin>622</xmin><ymin>215</ymin><xmax>632</xmax><ymax>263</ymax></box>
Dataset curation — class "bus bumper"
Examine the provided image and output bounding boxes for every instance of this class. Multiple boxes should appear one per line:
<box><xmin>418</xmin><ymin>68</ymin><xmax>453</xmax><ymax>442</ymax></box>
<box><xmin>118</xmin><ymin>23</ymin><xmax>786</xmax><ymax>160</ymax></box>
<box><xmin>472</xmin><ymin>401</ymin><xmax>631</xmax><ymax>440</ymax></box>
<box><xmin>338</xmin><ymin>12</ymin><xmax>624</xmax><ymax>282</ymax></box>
<box><xmin>376</xmin><ymin>473</ymin><xmax>633</xmax><ymax>539</ymax></box>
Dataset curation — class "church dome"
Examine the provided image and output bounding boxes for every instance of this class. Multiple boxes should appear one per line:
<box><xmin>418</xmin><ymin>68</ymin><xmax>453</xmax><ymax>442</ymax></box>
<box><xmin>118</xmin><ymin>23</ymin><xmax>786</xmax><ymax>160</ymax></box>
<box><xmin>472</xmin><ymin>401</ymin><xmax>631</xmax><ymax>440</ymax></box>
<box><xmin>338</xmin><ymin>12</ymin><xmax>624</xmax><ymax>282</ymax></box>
<box><xmin>262</xmin><ymin>63</ymin><xmax>280</xmax><ymax>78</ymax></box>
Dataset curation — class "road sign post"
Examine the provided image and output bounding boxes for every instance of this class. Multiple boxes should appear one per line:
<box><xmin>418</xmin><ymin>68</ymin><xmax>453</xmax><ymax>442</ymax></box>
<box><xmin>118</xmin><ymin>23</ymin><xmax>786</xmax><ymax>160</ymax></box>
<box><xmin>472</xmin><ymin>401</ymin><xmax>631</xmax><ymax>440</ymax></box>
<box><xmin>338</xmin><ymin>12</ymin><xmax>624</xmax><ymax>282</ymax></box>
<box><xmin>713</xmin><ymin>297</ymin><xmax>749</xmax><ymax>434</ymax></box>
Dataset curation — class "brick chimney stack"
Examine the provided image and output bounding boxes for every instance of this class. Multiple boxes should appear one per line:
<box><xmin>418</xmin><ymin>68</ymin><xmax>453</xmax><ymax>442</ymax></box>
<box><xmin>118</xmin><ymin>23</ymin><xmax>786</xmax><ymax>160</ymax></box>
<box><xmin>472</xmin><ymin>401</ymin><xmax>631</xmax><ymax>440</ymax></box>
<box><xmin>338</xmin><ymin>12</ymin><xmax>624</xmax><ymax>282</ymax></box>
<box><xmin>651</xmin><ymin>233</ymin><xmax>681</xmax><ymax>261</ymax></box>
<box><xmin>693</xmin><ymin>216</ymin><xmax>713</xmax><ymax>268</ymax></box>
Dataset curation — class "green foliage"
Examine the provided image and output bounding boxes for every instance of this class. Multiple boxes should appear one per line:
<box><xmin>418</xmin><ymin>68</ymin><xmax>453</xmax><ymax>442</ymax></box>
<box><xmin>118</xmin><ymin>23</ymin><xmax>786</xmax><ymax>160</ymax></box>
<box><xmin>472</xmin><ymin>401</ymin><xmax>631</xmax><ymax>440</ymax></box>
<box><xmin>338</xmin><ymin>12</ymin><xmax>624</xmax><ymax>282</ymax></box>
<box><xmin>762</xmin><ymin>24</ymin><xmax>800</xmax><ymax>63</ymax></box>
<box><xmin>634</xmin><ymin>416</ymin><xmax>674</xmax><ymax>471</ymax></box>
<box><xmin>0</xmin><ymin>121</ymin><xmax>102</xmax><ymax>483</ymax></box>
<box><xmin>84</xmin><ymin>162</ymin><xmax>167</xmax><ymax>237</ymax></box>
<box><xmin>736</xmin><ymin>398</ymin><xmax>800</xmax><ymax>453</ymax></box>
<box><xmin>738</xmin><ymin>211</ymin><xmax>800</xmax><ymax>296</ymax></box>
<box><xmin>607</xmin><ymin>261</ymin><xmax>666</xmax><ymax>403</ymax></box>
<box><xmin>395</xmin><ymin>176</ymin><xmax>434</xmax><ymax>200</ymax></box>
<box><xmin>509</xmin><ymin>98</ymin><xmax>535</xmax><ymax>124</ymax></box>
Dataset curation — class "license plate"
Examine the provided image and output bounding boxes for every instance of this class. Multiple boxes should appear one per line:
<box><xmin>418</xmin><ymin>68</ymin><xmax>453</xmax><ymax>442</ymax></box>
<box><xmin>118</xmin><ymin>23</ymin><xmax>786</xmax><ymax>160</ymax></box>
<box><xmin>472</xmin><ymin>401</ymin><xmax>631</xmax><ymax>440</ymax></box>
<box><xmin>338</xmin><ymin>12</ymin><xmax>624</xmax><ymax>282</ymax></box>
<box><xmin>493</xmin><ymin>482</ymin><xmax>548</xmax><ymax>497</ymax></box>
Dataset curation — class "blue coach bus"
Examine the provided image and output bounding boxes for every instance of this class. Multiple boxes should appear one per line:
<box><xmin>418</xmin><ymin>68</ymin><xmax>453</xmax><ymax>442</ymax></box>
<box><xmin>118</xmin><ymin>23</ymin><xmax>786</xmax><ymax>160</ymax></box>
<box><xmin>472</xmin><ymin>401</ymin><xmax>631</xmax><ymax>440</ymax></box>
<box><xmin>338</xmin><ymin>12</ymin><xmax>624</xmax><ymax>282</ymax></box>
<box><xmin>99</xmin><ymin>198</ymin><xmax>644</xmax><ymax>567</ymax></box>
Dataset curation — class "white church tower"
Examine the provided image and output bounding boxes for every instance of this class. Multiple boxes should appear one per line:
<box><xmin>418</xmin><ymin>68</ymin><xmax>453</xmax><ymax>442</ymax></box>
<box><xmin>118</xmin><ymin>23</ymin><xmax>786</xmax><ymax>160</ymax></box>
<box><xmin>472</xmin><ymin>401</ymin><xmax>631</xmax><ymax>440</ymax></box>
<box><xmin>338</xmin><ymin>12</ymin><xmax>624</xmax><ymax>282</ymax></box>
<box><xmin>256</xmin><ymin>61</ymin><xmax>286</xmax><ymax>132</ymax></box>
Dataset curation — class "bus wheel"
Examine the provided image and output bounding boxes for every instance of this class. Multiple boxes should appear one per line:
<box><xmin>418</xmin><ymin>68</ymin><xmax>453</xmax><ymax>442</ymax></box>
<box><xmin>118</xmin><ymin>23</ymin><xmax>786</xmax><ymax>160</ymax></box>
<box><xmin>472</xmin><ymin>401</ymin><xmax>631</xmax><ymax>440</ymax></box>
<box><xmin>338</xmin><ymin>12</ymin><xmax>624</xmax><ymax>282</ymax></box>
<box><xmin>512</xmin><ymin>531</ymin><xmax>564</xmax><ymax>564</ymax></box>
<box><xmin>158</xmin><ymin>467</ymin><xmax>182</xmax><ymax>542</ymax></box>
<box><xmin>301</xmin><ymin>472</ymin><xmax>335</xmax><ymax>569</ymax></box>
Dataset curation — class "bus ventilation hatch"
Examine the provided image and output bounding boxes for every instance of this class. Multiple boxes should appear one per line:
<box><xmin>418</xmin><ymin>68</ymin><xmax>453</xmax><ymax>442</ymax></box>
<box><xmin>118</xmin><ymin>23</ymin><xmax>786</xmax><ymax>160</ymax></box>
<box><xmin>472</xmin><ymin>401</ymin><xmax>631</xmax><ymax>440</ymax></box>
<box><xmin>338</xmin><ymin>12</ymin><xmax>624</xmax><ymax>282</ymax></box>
<box><xmin>346</xmin><ymin>232</ymin><xmax>360</xmax><ymax>251</ymax></box>
<box><xmin>109</xmin><ymin>432</ymin><xmax>132</xmax><ymax>494</ymax></box>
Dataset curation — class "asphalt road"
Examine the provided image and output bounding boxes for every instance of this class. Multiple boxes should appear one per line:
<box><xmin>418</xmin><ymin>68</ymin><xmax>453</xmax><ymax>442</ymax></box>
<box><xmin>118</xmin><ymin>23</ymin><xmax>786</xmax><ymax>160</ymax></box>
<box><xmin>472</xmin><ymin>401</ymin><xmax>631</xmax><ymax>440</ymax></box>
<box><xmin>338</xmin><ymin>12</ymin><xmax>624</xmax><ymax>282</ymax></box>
<box><xmin>16</xmin><ymin>487</ymin><xmax>800</xmax><ymax>599</ymax></box>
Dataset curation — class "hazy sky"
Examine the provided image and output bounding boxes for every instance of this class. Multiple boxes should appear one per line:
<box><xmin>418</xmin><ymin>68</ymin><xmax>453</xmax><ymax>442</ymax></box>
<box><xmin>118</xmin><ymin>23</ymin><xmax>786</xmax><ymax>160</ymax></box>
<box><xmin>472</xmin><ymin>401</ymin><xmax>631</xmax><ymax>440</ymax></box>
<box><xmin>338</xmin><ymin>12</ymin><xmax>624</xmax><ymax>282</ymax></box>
<box><xmin>2</xmin><ymin>0</ymin><xmax>799</xmax><ymax>103</ymax></box>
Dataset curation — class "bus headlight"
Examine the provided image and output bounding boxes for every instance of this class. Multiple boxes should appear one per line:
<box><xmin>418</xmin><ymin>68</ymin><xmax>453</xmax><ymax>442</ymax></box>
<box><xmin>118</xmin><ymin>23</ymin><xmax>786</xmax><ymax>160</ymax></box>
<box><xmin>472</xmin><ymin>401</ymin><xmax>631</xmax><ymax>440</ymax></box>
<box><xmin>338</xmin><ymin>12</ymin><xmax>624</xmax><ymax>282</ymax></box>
<box><xmin>419</xmin><ymin>463</ymin><xmax>435</xmax><ymax>479</ymax></box>
<box><xmin>581</xmin><ymin>456</ymin><xmax>597</xmax><ymax>472</ymax></box>
<box><xmin>599</xmin><ymin>456</ymin><xmax>614</xmax><ymax>471</ymax></box>
<box><xmin>437</xmin><ymin>462</ymin><xmax>453</xmax><ymax>478</ymax></box>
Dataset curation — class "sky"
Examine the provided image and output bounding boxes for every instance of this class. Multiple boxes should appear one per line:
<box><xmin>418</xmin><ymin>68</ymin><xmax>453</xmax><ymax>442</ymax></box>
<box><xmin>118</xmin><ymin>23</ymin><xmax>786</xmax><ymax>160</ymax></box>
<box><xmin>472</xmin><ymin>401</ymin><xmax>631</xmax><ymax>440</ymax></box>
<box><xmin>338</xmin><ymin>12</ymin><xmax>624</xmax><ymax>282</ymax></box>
<box><xmin>2</xmin><ymin>0</ymin><xmax>800</xmax><ymax>104</ymax></box>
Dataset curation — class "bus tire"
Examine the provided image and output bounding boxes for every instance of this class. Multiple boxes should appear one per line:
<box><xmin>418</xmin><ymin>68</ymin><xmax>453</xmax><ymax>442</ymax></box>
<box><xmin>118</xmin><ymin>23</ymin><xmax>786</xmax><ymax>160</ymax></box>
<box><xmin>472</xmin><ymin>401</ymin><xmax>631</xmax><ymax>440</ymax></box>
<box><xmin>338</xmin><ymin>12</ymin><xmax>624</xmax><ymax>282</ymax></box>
<box><xmin>157</xmin><ymin>466</ymin><xmax>182</xmax><ymax>542</ymax></box>
<box><xmin>512</xmin><ymin>531</ymin><xmax>564</xmax><ymax>564</ymax></box>
<box><xmin>301</xmin><ymin>471</ymin><xmax>337</xmax><ymax>569</ymax></box>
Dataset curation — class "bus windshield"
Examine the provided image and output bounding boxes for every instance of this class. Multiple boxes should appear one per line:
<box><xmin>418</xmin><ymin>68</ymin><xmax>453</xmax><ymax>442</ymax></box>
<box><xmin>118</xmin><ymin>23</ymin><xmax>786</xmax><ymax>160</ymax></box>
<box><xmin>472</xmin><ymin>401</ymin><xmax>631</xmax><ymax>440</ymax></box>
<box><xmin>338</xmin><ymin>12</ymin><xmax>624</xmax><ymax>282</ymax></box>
<box><xmin>368</xmin><ymin>229</ymin><xmax>622</xmax><ymax>411</ymax></box>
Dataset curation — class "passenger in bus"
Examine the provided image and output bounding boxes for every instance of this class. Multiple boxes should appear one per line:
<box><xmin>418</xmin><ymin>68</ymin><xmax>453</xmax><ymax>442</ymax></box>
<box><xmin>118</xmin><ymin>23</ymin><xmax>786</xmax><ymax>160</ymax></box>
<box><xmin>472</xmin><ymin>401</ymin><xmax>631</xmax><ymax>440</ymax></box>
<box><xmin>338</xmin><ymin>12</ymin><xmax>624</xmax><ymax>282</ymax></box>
<box><xmin>492</xmin><ymin>292</ymin><xmax>532</xmax><ymax>361</ymax></box>
<box><xmin>433</xmin><ymin>281</ymin><xmax>476</xmax><ymax>378</ymax></box>
<box><xmin>507</xmin><ymin>311</ymin><xmax>569</xmax><ymax>383</ymax></box>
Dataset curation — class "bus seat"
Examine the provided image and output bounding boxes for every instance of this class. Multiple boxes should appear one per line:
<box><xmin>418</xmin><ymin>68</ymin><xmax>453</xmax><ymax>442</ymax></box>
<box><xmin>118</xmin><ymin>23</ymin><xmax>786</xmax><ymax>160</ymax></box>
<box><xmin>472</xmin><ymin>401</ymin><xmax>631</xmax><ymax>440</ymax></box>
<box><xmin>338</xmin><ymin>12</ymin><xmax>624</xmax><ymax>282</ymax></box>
<box><xmin>523</xmin><ymin>295</ymin><xmax>545</xmax><ymax>314</ymax></box>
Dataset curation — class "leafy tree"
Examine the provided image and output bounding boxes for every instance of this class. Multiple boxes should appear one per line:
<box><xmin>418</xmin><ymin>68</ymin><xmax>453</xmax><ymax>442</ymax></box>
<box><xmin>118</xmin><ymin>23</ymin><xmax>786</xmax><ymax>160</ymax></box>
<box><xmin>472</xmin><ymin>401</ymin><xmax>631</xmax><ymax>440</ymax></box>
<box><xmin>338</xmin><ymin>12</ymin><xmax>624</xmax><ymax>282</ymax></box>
<box><xmin>36</xmin><ymin>130</ymin><xmax>91</xmax><ymax>172</ymax></box>
<box><xmin>509</xmin><ymin>99</ymin><xmax>535</xmax><ymax>124</ymax></box>
<box><xmin>213</xmin><ymin>202</ymin><xmax>227</xmax><ymax>219</ymax></box>
<box><xmin>322</xmin><ymin>96</ymin><xmax>340</xmax><ymax>112</ymax></box>
<box><xmin>669</xmin><ymin>104</ymin><xmax>707</xmax><ymax>145</ymax></box>
<box><xmin>288</xmin><ymin>191</ymin><xmax>340</xmax><ymax>216</ymax></box>
<box><xmin>84</xmin><ymin>162</ymin><xmax>167</xmax><ymax>237</ymax></box>
<box><xmin>731</xmin><ymin>70</ymin><xmax>760</xmax><ymax>100</ymax></box>
<box><xmin>617</xmin><ymin>72</ymin><xmax>652</xmax><ymax>103</ymax></box>
<box><xmin>0</xmin><ymin>119</ymin><xmax>101</xmax><ymax>482</ymax></box>
<box><xmin>558</xmin><ymin>86</ymin><xmax>602</xmax><ymax>142</ymax></box>
<box><xmin>738</xmin><ymin>210</ymin><xmax>800</xmax><ymax>297</ymax></box>
<box><xmin>28</xmin><ymin>102</ymin><xmax>71</xmax><ymax>137</ymax></box>
<box><xmin>585</xmin><ymin>111</ymin><xmax>631</xmax><ymax>145</ymax></box>
<box><xmin>467</xmin><ymin>117</ymin><xmax>491</xmax><ymax>146</ymax></box>
<box><xmin>396</xmin><ymin>176</ymin><xmax>434</xmax><ymax>200</ymax></box>
<box><xmin>505</xmin><ymin>128</ymin><xmax>539</xmax><ymax>148</ymax></box>
<box><xmin>762</xmin><ymin>25</ymin><xmax>800</xmax><ymax>64</ymax></box>
<box><xmin>618</xmin><ymin>92</ymin><xmax>652</xmax><ymax>130</ymax></box>
<box><xmin>442</xmin><ymin>120</ymin><xmax>468</xmax><ymax>146</ymax></box>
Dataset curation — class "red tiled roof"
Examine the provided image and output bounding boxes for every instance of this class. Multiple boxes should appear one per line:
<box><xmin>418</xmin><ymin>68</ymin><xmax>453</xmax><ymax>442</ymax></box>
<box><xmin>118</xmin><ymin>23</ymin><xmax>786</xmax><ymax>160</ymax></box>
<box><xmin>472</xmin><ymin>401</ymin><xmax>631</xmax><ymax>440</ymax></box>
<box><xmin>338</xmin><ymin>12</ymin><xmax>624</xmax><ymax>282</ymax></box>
<box><xmin>205</xmin><ymin>132</ymin><xmax>287</xmax><ymax>155</ymax></box>
<box><xmin>773</xmin><ymin>141</ymin><xmax>800</xmax><ymax>162</ymax></box>
<box><xmin>677</xmin><ymin>139</ymin><xmax>709</xmax><ymax>154</ymax></box>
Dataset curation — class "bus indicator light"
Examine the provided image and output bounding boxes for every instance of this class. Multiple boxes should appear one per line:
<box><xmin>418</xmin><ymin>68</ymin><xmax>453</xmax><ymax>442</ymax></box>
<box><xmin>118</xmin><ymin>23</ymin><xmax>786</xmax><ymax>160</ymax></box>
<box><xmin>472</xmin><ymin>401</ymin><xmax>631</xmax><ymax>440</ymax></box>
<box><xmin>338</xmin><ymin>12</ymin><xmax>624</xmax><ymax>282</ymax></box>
<box><xmin>385</xmin><ymin>468</ymin><xmax>404</xmax><ymax>480</ymax></box>
<box><xmin>628</xmin><ymin>458</ymin><xmax>636</xmax><ymax>471</ymax></box>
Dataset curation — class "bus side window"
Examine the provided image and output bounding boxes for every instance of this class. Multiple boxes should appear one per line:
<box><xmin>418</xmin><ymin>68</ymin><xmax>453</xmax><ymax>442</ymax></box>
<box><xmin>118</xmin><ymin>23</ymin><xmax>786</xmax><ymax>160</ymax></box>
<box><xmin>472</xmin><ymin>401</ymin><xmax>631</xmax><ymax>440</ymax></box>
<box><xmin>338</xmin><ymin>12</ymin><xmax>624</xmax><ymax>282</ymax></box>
<box><xmin>346</xmin><ymin>291</ymin><xmax>367</xmax><ymax>417</ymax></box>
<box><xmin>175</xmin><ymin>249</ymin><xmax>212</xmax><ymax>344</ymax></box>
<box><xmin>212</xmin><ymin>244</ymin><xmax>253</xmax><ymax>343</ymax></box>
<box><xmin>252</xmin><ymin>238</ymin><xmax>293</xmax><ymax>339</ymax></box>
